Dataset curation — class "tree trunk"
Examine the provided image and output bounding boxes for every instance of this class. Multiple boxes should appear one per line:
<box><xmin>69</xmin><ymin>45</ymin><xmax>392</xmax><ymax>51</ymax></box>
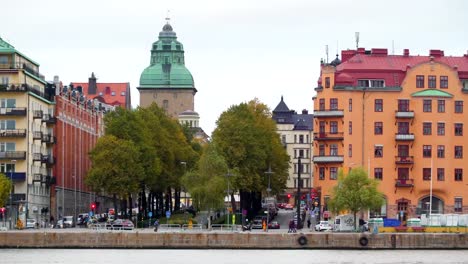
<box><xmin>128</xmin><ymin>194</ymin><xmax>133</xmax><ymax>221</ymax></box>
<box><xmin>174</xmin><ymin>187</ymin><xmax>181</xmax><ymax>211</ymax></box>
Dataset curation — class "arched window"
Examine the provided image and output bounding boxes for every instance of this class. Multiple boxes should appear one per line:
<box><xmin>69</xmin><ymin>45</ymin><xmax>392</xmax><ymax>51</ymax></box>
<box><xmin>418</xmin><ymin>196</ymin><xmax>444</xmax><ymax>215</ymax></box>
<box><xmin>370</xmin><ymin>196</ymin><xmax>387</xmax><ymax>218</ymax></box>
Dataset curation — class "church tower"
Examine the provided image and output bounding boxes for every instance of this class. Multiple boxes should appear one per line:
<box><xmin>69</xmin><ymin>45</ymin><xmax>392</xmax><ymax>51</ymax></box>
<box><xmin>138</xmin><ymin>19</ymin><xmax>196</xmax><ymax>117</ymax></box>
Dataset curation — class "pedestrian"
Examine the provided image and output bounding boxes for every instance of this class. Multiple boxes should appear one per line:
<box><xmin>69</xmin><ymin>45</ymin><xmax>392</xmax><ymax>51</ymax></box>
<box><xmin>288</xmin><ymin>220</ymin><xmax>293</xmax><ymax>233</ymax></box>
<box><xmin>307</xmin><ymin>218</ymin><xmax>311</xmax><ymax>229</ymax></box>
<box><xmin>153</xmin><ymin>219</ymin><xmax>159</xmax><ymax>232</ymax></box>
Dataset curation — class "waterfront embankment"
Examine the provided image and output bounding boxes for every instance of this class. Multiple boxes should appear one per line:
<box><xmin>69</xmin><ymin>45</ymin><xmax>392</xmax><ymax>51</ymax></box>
<box><xmin>0</xmin><ymin>231</ymin><xmax>467</xmax><ymax>249</ymax></box>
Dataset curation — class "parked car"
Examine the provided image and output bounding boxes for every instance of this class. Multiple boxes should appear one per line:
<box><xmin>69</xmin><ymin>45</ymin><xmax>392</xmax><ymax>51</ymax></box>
<box><xmin>106</xmin><ymin>219</ymin><xmax>134</xmax><ymax>230</ymax></box>
<box><xmin>63</xmin><ymin>216</ymin><xmax>75</xmax><ymax>228</ymax></box>
<box><xmin>315</xmin><ymin>221</ymin><xmax>332</xmax><ymax>232</ymax></box>
<box><xmin>285</xmin><ymin>204</ymin><xmax>294</xmax><ymax>210</ymax></box>
<box><xmin>268</xmin><ymin>221</ymin><xmax>280</xmax><ymax>229</ymax></box>
<box><xmin>251</xmin><ymin>219</ymin><xmax>263</xmax><ymax>229</ymax></box>
<box><xmin>26</xmin><ymin>219</ymin><xmax>37</xmax><ymax>229</ymax></box>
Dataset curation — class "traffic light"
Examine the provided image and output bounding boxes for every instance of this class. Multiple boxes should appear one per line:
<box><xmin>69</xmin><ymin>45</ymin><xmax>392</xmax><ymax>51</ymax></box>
<box><xmin>0</xmin><ymin>207</ymin><xmax>5</xmax><ymax>214</ymax></box>
<box><xmin>91</xmin><ymin>202</ymin><xmax>96</xmax><ymax>211</ymax></box>
<box><xmin>287</xmin><ymin>194</ymin><xmax>291</xmax><ymax>199</ymax></box>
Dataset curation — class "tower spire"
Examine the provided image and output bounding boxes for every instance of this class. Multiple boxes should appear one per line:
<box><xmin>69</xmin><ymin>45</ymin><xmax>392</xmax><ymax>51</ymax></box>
<box><xmin>165</xmin><ymin>10</ymin><xmax>171</xmax><ymax>24</ymax></box>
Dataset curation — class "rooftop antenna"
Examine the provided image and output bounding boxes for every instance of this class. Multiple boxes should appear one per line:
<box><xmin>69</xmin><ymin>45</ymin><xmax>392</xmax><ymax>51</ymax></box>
<box><xmin>355</xmin><ymin>32</ymin><xmax>360</xmax><ymax>49</ymax></box>
<box><xmin>326</xmin><ymin>45</ymin><xmax>329</xmax><ymax>63</ymax></box>
<box><xmin>336</xmin><ymin>40</ymin><xmax>339</xmax><ymax>55</ymax></box>
<box><xmin>392</xmin><ymin>40</ymin><xmax>395</xmax><ymax>55</ymax></box>
<box><xmin>165</xmin><ymin>10</ymin><xmax>171</xmax><ymax>24</ymax></box>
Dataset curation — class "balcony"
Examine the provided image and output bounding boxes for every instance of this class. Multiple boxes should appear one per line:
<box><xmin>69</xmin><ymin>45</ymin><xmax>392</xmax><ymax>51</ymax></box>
<box><xmin>395</xmin><ymin>133</ymin><xmax>414</xmax><ymax>141</ymax></box>
<box><xmin>7</xmin><ymin>193</ymin><xmax>26</xmax><ymax>204</ymax></box>
<box><xmin>0</xmin><ymin>83</ymin><xmax>54</xmax><ymax>102</ymax></box>
<box><xmin>0</xmin><ymin>107</ymin><xmax>27</xmax><ymax>116</ymax></box>
<box><xmin>33</xmin><ymin>173</ymin><xmax>43</xmax><ymax>183</ymax></box>
<box><xmin>395</xmin><ymin>178</ymin><xmax>414</xmax><ymax>187</ymax></box>
<box><xmin>395</xmin><ymin>110</ymin><xmax>414</xmax><ymax>118</ymax></box>
<box><xmin>395</xmin><ymin>156</ymin><xmax>414</xmax><ymax>164</ymax></box>
<box><xmin>32</xmin><ymin>152</ymin><xmax>43</xmax><ymax>162</ymax></box>
<box><xmin>313</xmin><ymin>155</ymin><xmax>344</xmax><ymax>163</ymax></box>
<box><xmin>42</xmin><ymin>134</ymin><xmax>56</xmax><ymax>144</ymax></box>
<box><xmin>42</xmin><ymin>155</ymin><xmax>55</xmax><ymax>167</ymax></box>
<box><xmin>4</xmin><ymin>172</ymin><xmax>26</xmax><ymax>182</ymax></box>
<box><xmin>33</xmin><ymin>131</ymin><xmax>43</xmax><ymax>140</ymax></box>
<box><xmin>33</xmin><ymin>110</ymin><xmax>43</xmax><ymax>119</ymax></box>
<box><xmin>314</xmin><ymin>132</ymin><xmax>344</xmax><ymax>141</ymax></box>
<box><xmin>42</xmin><ymin>114</ymin><xmax>57</xmax><ymax>125</ymax></box>
<box><xmin>0</xmin><ymin>151</ymin><xmax>26</xmax><ymax>160</ymax></box>
<box><xmin>0</xmin><ymin>129</ymin><xmax>27</xmax><ymax>138</ymax></box>
<box><xmin>313</xmin><ymin>109</ymin><xmax>344</xmax><ymax>118</ymax></box>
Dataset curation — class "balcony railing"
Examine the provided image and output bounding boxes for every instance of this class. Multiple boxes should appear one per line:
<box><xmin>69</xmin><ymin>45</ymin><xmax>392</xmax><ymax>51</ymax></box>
<box><xmin>395</xmin><ymin>156</ymin><xmax>414</xmax><ymax>164</ymax></box>
<box><xmin>314</xmin><ymin>109</ymin><xmax>344</xmax><ymax>118</ymax></box>
<box><xmin>313</xmin><ymin>155</ymin><xmax>344</xmax><ymax>163</ymax></box>
<box><xmin>314</xmin><ymin>132</ymin><xmax>344</xmax><ymax>141</ymax></box>
<box><xmin>33</xmin><ymin>131</ymin><xmax>43</xmax><ymax>140</ymax></box>
<box><xmin>42</xmin><ymin>114</ymin><xmax>57</xmax><ymax>125</ymax></box>
<box><xmin>395</xmin><ymin>178</ymin><xmax>414</xmax><ymax>187</ymax></box>
<box><xmin>0</xmin><ymin>62</ymin><xmax>44</xmax><ymax>80</ymax></box>
<box><xmin>32</xmin><ymin>152</ymin><xmax>43</xmax><ymax>162</ymax></box>
<box><xmin>0</xmin><ymin>151</ymin><xmax>26</xmax><ymax>160</ymax></box>
<box><xmin>6</xmin><ymin>172</ymin><xmax>26</xmax><ymax>182</ymax></box>
<box><xmin>33</xmin><ymin>173</ymin><xmax>43</xmax><ymax>183</ymax></box>
<box><xmin>395</xmin><ymin>133</ymin><xmax>415</xmax><ymax>141</ymax></box>
<box><xmin>33</xmin><ymin>110</ymin><xmax>43</xmax><ymax>119</ymax></box>
<box><xmin>0</xmin><ymin>129</ymin><xmax>27</xmax><ymax>138</ymax></box>
<box><xmin>0</xmin><ymin>107</ymin><xmax>27</xmax><ymax>116</ymax></box>
<box><xmin>395</xmin><ymin>110</ymin><xmax>415</xmax><ymax>118</ymax></box>
<box><xmin>0</xmin><ymin>83</ymin><xmax>54</xmax><ymax>102</ymax></box>
<box><xmin>42</xmin><ymin>155</ymin><xmax>55</xmax><ymax>166</ymax></box>
<box><xmin>43</xmin><ymin>135</ymin><xmax>56</xmax><ymax>145</ymax></box>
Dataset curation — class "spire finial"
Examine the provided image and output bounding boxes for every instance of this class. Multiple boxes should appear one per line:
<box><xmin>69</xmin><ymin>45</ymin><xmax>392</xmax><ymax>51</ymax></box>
<box><xmin>165</xmin><ymin>10</ymin><xmax>171</xmax><ymax>24</ymax></box>
<box><xmin>281</xmin><ymin>95</ymin><xmax>284</xmax><ymax>101</ymax></box>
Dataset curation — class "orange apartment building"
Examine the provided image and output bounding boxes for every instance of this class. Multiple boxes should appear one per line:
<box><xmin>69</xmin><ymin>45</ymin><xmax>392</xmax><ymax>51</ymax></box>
<box><xmin>313</xmin><ymin>48</ymin><xmax>468</xmax><ymax>221</ymax></box>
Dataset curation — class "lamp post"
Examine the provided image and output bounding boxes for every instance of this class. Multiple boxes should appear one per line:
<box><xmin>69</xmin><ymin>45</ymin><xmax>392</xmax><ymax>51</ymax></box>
<box><xmin>296</xmin><ymin>156</ymin><xmax>302</xmax><ymax>229</ymax></box>
<box><xmin>9</xmin><ymin>160</ymin><xmax>16</xmax><ymax>229</ymax></box>
<box><xmin>180</xmin><ymin>162</ymin><xmax>187</xmax><ymax>208</ymax></box>
<box><xmin>265</xmin><ymin>165</ymin><xmax>273</xmax><ymax>232</ymax></box>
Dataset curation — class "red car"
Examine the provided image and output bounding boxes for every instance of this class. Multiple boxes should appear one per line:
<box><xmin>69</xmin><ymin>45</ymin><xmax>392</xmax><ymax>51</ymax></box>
<box><xmin>268</xmin><ymin>221</ymin><xmax>280</xmax><ymax>229</ymax></box>
<box><xmin>284</xmin><ymin>204</ymin><xmax>294</xmax><ymax>210</ymax></box>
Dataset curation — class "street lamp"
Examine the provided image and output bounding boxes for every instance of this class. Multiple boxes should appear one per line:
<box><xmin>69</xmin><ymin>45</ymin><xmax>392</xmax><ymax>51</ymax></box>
<box><xmin>296</xmin><ymin>156</ymin><xmax>302</xmax><ymax>229</ymax></box>
<box><xmin>9</xmin><ymin>160</ymin><xmax>16</xmax><ymax>229</ymax></box>
<box><xmin>264</xmin><ymin>164</ymin><xmax>273</xmax><ymax>232</ymax></box>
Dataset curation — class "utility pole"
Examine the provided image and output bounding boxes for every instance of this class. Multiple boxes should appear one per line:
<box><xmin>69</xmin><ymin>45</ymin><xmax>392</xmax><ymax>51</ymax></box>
<box><xmin>296</xmin><ymin>157</ymin><xmax>302</xmax><ymax>229</ymax></box>
<box><xmin>265</xmin><ymin>164</ymin><xmax>273</xmax><ymax>232</ymax></box>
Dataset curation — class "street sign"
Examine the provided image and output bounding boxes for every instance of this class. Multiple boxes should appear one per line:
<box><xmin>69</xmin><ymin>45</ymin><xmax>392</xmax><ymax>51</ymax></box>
<box><xmin>166</xmin><ymin>210</ymin><xmax>171</xmax><ymax>218</ymax></box>
<box><xmin>148</xmin><ymin>211</ymin><xmax>153</xmax><ymax>218</ymax></box>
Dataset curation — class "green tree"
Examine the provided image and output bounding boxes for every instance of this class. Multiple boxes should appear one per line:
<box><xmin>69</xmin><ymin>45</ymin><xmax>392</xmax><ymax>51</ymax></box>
<box><xmin>328</xmin><ymin>167</ymin><xmax>384</xmax><ymax>230</ymax></box>
<box><xmin>86</xmin><ymin>135</ymin><xmax>144</xmax><ymax>214</ymax></box>
<box><xmin>0</xmin><ymin>174</ymin><xmax>12</xmax><ymax>208</ymax></box>
<box><xmin>212</xmin><ymin>99</ymin><xmax>289</xmax><ymax>217</ymax></box>
<box><xmin>181</xmin><ymin>143</ymin><xmax>227</xmax><ymax>224</ymax></box>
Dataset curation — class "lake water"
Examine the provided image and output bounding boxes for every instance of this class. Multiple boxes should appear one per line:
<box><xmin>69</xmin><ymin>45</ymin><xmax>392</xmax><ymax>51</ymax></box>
<box><xmin>1</xmin><ymin>249</ymin><xmax>467</xmax><ymax>264</ymax></box>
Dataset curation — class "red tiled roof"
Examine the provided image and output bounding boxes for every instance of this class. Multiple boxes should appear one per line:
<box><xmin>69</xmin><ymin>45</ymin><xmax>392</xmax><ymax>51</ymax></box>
<box><xmin>337</xmin><ymin>53</ymin><xmax>468</xmax><ymax>74</ymax></box>
<box><xmin>71</xmin><ymin>82</ymin><xmax>129</xmax><ymax>107</ymax></box>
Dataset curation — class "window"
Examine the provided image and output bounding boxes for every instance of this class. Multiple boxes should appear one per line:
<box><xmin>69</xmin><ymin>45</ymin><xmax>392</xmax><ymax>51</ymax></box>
<box><xmin>349</xmin><ymin>99</ymin><xmax>352</xmax><ymax>112</ymax></box>
<box><xmin>374</xmin><ymin>168</ymin><xmax>383</xmax><ymax>180</ymax></box>
<box><xmin>374</xmin><ymin>145</ymin><xmax>383</xmax><ymax>158</ymax></box>
<box><xmin>455</xmin><ymin>123</ymin><xmax>463</xmax><ymax>136</ymax></box>
<box><xmin>319</xmin><ymin>167</ymin><xmax>325</xmax><ymax>180</ymax></box>
<box><xmin>437</xmin><ymin>122</ymin><xmax>445</xmax><ymax>136</ymax></box>
<box><xmin>0</xmin><ymin>120</ymin><xmax>15</xmax><ymax>130</ymax></box>
<box><xmin>319</xmin><ymin>99</ymin><xmax>325</xmax><ymax>110</ymax></box>
<box><xmin>398</xmin><ymin>122</ymin><xmax>409</xmax><ymax>134</ymax></box>
<box><xmin>299</xmin><ymin>135</ymin><xmax>304</xmax><ymax>143</ymax></box>
<box><xmin>416</xmin><ymin>75</ymin><xmax>424</xmax><ymax>88</ymax></box>
<box><xmin>0</xmin><ymin>163</ymin><xmax>16</xmax><ymax>173</ymax></box>
<box><xmin>281</xmin><ymin>135</ymin><xmax>286</xmax><ymax>144</ymax></box>
<box><xmin>349</xmin><ymin>121</ymin><xmax>352</xmax><ymax>135</ymax></box>
<box><xmin>325</xmin><ymin>77</ymin><xmax>330</xmax><ymax>88</ymax></box>
<box><xmin>319</xmin><ymin>144</ymin><xmax>325</xmax><ymax>156</ymax></box>
<box><xmin>374</xmin><ymin>99</ymin><xmax>383</xmax><ymax>112</ymax></box>
<box><xmin>398</xmin><ymin>145</ymin><xmax>409</xmax><ymax>157</ymax></box>
<box><xmin>398</xmin><ymin>168</ymin><xmax>409</xmax><ymax>180</ymax></box>
<box><xmin>437</xmin><ymin>100</ymin><xmax>445</xmax><ymax>113</ymax></box>
<box><xmin>121</xmin><ymin>92</ymin><xmax>126</xmax><ymax>96</ymax></box>
<box><xmin>437</xmin><ymin>168</ymin><xmax>445</xmax><ymax>181</ymax></box>
<box><xmin>348</xmin><ymin>144</ymin><xmax>352</xmax><ymax>157</ymax></box>
<box><xmin>0</xmin><ymin>98</ymin><xmax>15</xmax><ymax>108</ymax></box>
<box><xmin>454</xmin><ymin>197</ymin><xmax>463</xmax><ymax>213</ymax></box>
<box><xmin>455</xmin><ymin>168</ymin><xmax>463</xmax><ymax>181</ymax></box>
<box><xmin>423</xmin><ymin>168</ymin><xmax>431</xmax><ymax>181</ymax></box>
<box><xmin>374</xmin><ymin>122</ymin><xmax>383</xmax><ymax>135</ymax></box>
<box><xmin>455</xmin><ymin>146</ymin><xmax>463</xmax><ymax>159</ymax></box>
<box><xmin>440</xmin><ymin>76</ymin><xmax>448</xmax><ymax>88</ymax></box>
<box><xmin>294</xmin><ymin>135</ymin><xmax>297</xmax><ymax>143</ymax></box>
<box><xmin>99</xmin><ymin>92</ymin><xmax>103</xmax><ymax>96</ymax></box>
<box><xmin>455</xmin><ymin>101</ymin><xmax>463</xmax><ymax>113</ymax></box>
<box><xmin>423</xmin><ymin>145</ymin><xmax>432</xmax><ymax>158</ymax></box>
<box><xmin>423</xmin><ymin>122</ymin><xmax>432</xmax><ymax>135</ymax></box>
<box><xmin>398</xmin><ymin>99</ymin><xmax>410</xmax><ymax>112</ymax></box>
<box><xmin>299</xmin><ymin>149</ymin><xmax>304</xmax><ymax>158</ymax></box>
<box><xmin>330</xmin><ymin>144</ymin><xmax>338</xmax><ymax>156</ymax></box>
<box><xmin>111</xmin><ymin>91</ymin><xmax>116</xmax><ymax>96</ymax></box>
<box><xmin>330</xmin><ymin>98</ymin><xmax>338</xmax><ymax>110</ymax></box>
<box><xmin>319</xmin><ymin>121</ymin><xmax>325</xmax><ymax>133</ymax></box>
<box><xmin>306</xmin><ymin>135</ymin><xmax>309</xmax><ymax>143</ymax></box>
<box><xmin>371</xmin><ymin>80</ymin><xmax>385</xmax><ymax>87</ymax></box>
<box><xmin>358</xmin><ymin>79</ymin><xmax>384</xmax><ymax>87</ymax></box>
<box><xmin>358</xmin><ymin>80</ymin><xmax>369</xmax><ymax>87</ymax></box>
<box><xmin>428</xmin><ymin>75</ymin><xmax>436</xmax><ymax>88</ymax></box>
<box><xmin>330</xmin><ymin>121</ymin><xmax>338</xmax><ymax>134</ymax></box>
<box><xmin>1</xmin><ymin>76</ymin><xmax>9</xmax><ymax>85</ymax></box>
<box><xmin>330</xmin><ymin>167</ymin><xmax>337</xmax><ymax>180</ymax></box>
<box><xmin>423</xmin><ymin>100</ymin><xmax>432</xmax><ymax>112</ymax></box>
<box><xmin>163</xmin><ymin>100</ymin><xmax>169</xmax><ymax>110</ymax></box>
<box><xmin>437</xmin><ymin>145</ymin><xmax>445</xmax><ymax>158</ymax></box>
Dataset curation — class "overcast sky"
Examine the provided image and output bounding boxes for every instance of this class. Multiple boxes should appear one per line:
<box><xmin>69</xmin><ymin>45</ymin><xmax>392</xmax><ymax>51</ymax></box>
<box><xmin>3</xmin><ymin>0</ymin><xmax>467</xmax><ymax>135</ymax></box>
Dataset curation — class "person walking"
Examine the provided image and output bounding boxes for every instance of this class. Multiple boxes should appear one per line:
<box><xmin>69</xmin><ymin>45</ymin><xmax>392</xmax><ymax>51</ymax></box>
<box><xmin>153</xmin><ymin>219</ymin><xmax>159</xmax><ymax>232</ymax></box>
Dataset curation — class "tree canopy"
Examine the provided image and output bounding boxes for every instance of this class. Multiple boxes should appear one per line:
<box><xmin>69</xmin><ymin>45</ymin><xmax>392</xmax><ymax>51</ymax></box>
<box><xmin>211</xmin><ymin>99</ymin><xmax>289</xmax><ymax>216</ymax></box>
<box><xmin>328</xmin><ymin>167</ymin><xmax>384</xmax><ymax>229</ymax></box>
<box><xmin>0</xmin><ymin>174</ymin><xmax>12</xmax><ymax>208</ymax></box>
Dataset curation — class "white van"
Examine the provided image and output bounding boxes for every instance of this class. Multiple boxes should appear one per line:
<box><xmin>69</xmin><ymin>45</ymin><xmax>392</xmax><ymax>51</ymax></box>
<box><xmin>334</xmin><ymin>214</ymin><xmax>355</xmax><ymax>232</ymax></box>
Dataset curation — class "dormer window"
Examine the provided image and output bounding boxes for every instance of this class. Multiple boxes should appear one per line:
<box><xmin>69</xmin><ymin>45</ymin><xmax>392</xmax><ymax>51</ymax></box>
<box><xmin>121</xmin><ymin>92</ymin><xmax>125</xmax><ymax>96</ymax></box>
<box><xmin>111</xmin><ymin>91</ymin><xmax>116</xmax><ymax>96</ymax></box>
<box><xmin>358</xmin><ymin>79</ymin><xmax>385</xmax><ymax>88</ymax></box>
<box><xmin>99</xmin><ymin>92</ymin><xmax>103</xmax><ymax>96</ymax></box>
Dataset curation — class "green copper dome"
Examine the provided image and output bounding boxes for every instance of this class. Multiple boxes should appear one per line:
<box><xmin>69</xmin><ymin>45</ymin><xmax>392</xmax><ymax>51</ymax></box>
<box><xmin>139</xmin><ymin>22</ymin><xmax>195</xmax><ymax>89</ymax></box>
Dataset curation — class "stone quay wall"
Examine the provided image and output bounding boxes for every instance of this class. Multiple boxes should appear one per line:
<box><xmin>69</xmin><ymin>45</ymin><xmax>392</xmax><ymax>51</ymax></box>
<box><xmin>0</xmin><ymin>231</ymin><xmax>466</xmax><ymax>249</ymax></box>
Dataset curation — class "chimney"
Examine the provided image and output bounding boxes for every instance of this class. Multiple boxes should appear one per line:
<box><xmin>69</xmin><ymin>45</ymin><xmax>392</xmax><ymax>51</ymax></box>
<box><xmin>403</xmin><ymin>49</ymin><xmax>410</xmax><ymax>56</ymax></box>
<box><xmin>371</xmin><ymin>48</ymin><xmax>388</xmax><ymax>56</ymax></box>
<box><xmin>341</xmin><ymin>50</ymin><xmax>357</xmax><ymax>63</ymax></box>
<box><xmin>357</xmin><ymin>48</ymin><xmax>366</xmax><ymax>54</ymax></box>
<box><xmin>429</xmin><ymin>50</ymin><xmax>444</xmax><ymax>57</ymax></box>
<box><xmin>53</xmin><ymin>76</ymin><xmax>60</xmax><ymax>96</ymax></box>
<box><xmin>302</xmin><ymin>109</ymin><xmax>308</xmax><ymax>115</ymax></box>
<box><xmin>88</xmin><ymin>72</ymin><xmax>97</xmax><ymax>95</ymax></box>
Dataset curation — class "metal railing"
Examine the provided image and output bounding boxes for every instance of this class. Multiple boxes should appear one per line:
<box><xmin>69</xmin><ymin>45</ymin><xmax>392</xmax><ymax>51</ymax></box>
<box><xmin>0</xmin><ymin>107</ymin><xmax>27</xmax><ymax>116</ymax></box>
<box><xmin>395</xmin><ymin>178</ymin><xmax>414</xmax><ymax>187</ymax></box>
<box><xmin>0</xmin><ymin>129</ymin><xmax>27</xmax><ymax>137</ymax></box>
